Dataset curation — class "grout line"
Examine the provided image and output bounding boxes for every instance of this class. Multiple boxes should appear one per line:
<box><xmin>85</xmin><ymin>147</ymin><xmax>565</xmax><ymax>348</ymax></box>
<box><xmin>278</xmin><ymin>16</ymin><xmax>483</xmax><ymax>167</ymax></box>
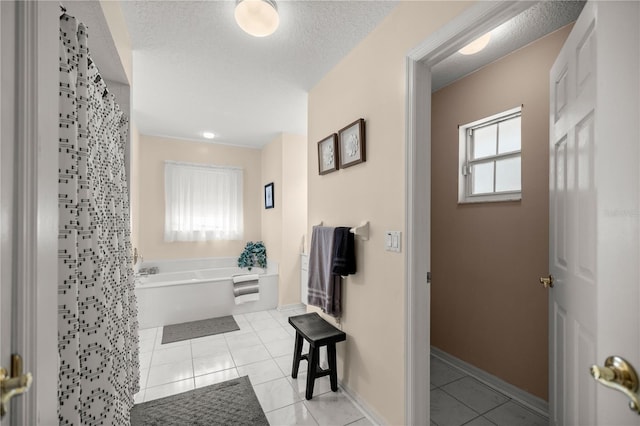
<box><xmin>138</xmin><ymin>309</ymin><xmax>369</xmax><ymax>424</ymax></box>
<box><xmin>301</xmin><ymin>398</ymin><xmax>322</xmax><ymax>425</ymax></box>
<box><xmin>437</xmin><ymin>360</ymin><xmax>547</xmax><ymax>421</ymax></box>
<box><xmin>439</xmin><ymin>377</ymin><xmax>513</xmax><ymax>417</ymax></box>
<box><xmin>189</xmin><ymin>339</ymin><xmax>196</xmax><ymax>389</ymax></box>
<box><xmin>438</xmin><ymin>386</ymin><xmax>482</xmax><ymax>416</ymax></box>
<box><xmin>343</xmin><ymin>416</ymin><xmax>367</xmax><ymax>426</ymax></box>
<box><xmin>431</xmin><ymin>349</ymin><xmax>549</xmax><ymax>417</ymax></box>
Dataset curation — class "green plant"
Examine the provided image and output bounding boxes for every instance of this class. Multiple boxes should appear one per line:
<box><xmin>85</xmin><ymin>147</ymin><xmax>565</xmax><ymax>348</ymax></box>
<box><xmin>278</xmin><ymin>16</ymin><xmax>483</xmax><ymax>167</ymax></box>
<box><xmin>237</xmin><ymin>241</ymin><xmax>267</xmax><ymax>270</ymax></box>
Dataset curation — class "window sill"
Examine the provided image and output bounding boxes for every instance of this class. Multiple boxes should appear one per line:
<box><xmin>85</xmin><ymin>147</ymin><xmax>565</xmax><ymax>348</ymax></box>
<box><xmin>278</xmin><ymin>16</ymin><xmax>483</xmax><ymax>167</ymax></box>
<box><xmin>458</xmin><ymin>195</ymin><xmax>522</xmax><ymax>205</ymax></box>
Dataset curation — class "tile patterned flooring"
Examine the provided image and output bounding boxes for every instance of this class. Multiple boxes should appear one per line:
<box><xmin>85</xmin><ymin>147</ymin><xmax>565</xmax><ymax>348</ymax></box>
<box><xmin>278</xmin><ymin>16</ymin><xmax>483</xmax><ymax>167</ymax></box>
<box><xmin>430</xmin><ymin>355</ymin><xmax>549</xmax><ymax>426</ymax></box>
<box><xmin>136</xmin><ymin>307</ymin><xmax>373</xmax><ymax>426</ymax></box>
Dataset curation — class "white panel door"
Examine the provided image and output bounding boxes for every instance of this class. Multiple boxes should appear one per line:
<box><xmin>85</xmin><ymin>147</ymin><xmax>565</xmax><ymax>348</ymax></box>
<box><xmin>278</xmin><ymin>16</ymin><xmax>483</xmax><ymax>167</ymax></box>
<box><xmin>549</xmin><ymin>2</ymin><xmax>640</xmax><ymax>425</ymax></box>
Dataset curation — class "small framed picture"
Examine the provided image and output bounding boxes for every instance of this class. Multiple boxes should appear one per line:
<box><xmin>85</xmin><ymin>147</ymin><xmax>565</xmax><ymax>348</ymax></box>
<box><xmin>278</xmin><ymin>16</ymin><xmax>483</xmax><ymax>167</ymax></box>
<box><xmin>317</xmin><ymin>134</ymin><xmax>339</xmax><ymax>175</ymax></box>
<box><xmin>339</xmin><ymin>118</ymin><xmax>366</xmax><ymax>168</ymax></box>
<box><xmin>264</xmin><ymin>182</ymin><xmax>274</xmax><ymax>209</ymax></box>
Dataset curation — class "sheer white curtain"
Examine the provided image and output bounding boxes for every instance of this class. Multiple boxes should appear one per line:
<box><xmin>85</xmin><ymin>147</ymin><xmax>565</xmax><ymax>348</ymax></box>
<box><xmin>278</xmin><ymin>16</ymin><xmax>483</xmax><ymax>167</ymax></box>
<box><xmin>58</xmin><ymin>12</ymin><xmax>138</xmax><ymax>425</ymax></box>
<box><xmin>164</xmin><ymin>161</ymin><xmax>244</xmax><ymax>241</ymax></box>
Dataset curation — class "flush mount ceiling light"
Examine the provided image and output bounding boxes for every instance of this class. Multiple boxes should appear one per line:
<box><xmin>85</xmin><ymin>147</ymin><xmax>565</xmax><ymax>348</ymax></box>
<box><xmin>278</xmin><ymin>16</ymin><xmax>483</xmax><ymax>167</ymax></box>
<box><xmin>235</xmin><ymin>0</ymin><xmax>279</xmax><ymax>37</ymax></box>
<box><xmin>203</xmin><ymin>131</ymin><xmax>215</xmax><ymax>140</ymax></box>
<box><xmin>459</xmin><ymin>32</ymin><xmax>492</xmax><ymax>55</ymax></box>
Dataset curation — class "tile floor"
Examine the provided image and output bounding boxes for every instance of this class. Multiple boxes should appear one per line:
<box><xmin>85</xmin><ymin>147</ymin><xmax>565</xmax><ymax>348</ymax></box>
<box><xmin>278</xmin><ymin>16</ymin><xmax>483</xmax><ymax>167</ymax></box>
<box><xmin>430</xmin><ymin>355</ymin><xmax>549</xmax><ymax>426</ymax></box>
<box><xmin>136</xmin><ymin>307</ymin><xmax>373</xmax><ymax>426</ymax></box>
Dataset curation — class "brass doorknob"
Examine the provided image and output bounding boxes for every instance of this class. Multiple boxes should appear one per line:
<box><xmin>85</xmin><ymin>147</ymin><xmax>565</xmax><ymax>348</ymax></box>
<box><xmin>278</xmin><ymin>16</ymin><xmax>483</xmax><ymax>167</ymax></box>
<box><xmin>0</xmin><ymin>354</ymin><xmax>32</xmax><ymax>418</ymax></box>
<box><xmin>540</xmin><ymin>275</ymin><xmax>554</xmax><ymax>288</ymax></box>
<box><xmin>591</xmin><ymin>356</ymin><xmax>640</xmax><ymax>414</ymax></box>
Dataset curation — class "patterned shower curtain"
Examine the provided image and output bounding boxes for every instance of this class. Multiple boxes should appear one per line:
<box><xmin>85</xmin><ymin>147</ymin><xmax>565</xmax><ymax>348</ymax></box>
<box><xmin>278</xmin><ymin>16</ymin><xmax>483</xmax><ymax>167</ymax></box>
<box><xmin>58</xmin><ymin>12</ymin><xmax>139</xmax><ymax>425</ymax></box>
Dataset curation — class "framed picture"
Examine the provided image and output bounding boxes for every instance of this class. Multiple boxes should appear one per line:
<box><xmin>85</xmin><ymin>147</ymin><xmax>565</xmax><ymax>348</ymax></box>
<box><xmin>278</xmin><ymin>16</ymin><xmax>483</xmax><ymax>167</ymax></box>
<box><xmin>317</xmin><ymin>134</ymin><xmax>339</xmax><ymax>175</ymax></box>
<box><xmin>339</xmin><ymin>118</ymin><xmax>366</xmax><ymax>168</ymax></box>
<box><xmin>264</xmin><ymin>182</ymin><xmax>274</xmax><ymax>209</ymax></box>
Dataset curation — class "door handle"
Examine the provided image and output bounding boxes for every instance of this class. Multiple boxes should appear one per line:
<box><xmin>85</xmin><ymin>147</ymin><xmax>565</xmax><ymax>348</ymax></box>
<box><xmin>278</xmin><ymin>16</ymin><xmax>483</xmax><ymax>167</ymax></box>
<box><xmin>0</xmin><ymin>354</ymin><xmax>33</xmax><ymax>418</ymax></box>
<box><xmin>540</xmin><ymin>275</ymin><xmax>554</xmax><ymax>289</ymax></box>
<box><xmin>590</xmin><ymin>356</ymin><xmax>640</xmax><ymax>415</ymax></box>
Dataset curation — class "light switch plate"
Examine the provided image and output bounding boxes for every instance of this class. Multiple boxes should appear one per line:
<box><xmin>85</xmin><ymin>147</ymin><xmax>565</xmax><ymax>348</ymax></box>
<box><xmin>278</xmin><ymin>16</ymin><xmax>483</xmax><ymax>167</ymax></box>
<box><xmin>385</xmin><ymin>231</ymin><xmax>401</xmax><ymax>253</ymax></box>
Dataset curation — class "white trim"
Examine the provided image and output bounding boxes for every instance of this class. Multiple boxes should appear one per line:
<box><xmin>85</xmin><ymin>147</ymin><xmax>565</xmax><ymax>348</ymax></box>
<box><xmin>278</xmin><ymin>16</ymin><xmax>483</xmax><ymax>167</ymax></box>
<box><xmin>431</xmin><ymin>347</ymin><xmax>549</xmax><ymax>418</ymax></box>
<box><xmin>404</xmin><ymin>56</ymin><xmax>431</xmax><ymax>426</ymax></box>
<box><xmin>277</xmin><ymin>303</ymin><xmax>305</xmax><ymax>312</ymax></box>
<box><xmin>339</xmin><ymin>380</ymin><xmax>386</xmax><ymax>426</ymax></box>
<box><xmin>404</xmin><ymin>1</ymin><xmax>537</xmax><ymax>424</ymax></box>
<box><xmin>462</xmin><ymin>105</ymin><xmax>523</xmax><ymax>129</ymax></box>
<box><xmin>459</xmin><ymin>106</ymin><xmax>522</xmax><ymax>203</ymax></box>
<box><xmin>14</xmin><ymin>2</ymin><xmax>58</xmax><ymax>424</ymax></box>
<box><xmin>407</xmin><ymin>1</ymin><xmax>533</xmax><ymax>66</ymax></box>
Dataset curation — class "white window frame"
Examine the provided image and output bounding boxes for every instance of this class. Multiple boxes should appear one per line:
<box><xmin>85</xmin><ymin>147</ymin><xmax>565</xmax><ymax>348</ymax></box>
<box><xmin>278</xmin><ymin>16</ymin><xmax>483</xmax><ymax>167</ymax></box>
<box><xmin>458</xmin><ymin>106</ymin><xmax>522</xmax><ymax>203</ymax></box>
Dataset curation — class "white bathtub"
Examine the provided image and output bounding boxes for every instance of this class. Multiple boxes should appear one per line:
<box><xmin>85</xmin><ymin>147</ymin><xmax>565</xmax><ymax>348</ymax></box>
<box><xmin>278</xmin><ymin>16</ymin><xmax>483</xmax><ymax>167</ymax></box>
<box><xmin>135</xmin><ymin>257</ymin><xmax>278</xmax><ymax>329</ymax></box>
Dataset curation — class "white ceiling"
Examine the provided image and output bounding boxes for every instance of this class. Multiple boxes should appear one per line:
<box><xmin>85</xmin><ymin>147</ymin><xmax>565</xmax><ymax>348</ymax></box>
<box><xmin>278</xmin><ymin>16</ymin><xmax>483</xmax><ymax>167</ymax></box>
<box><xmin>119</xmin><ymin>0</ymin><xmax>399</xmax><ymax>148</ymax></box>
<box><xmin>431</xmin><ymin>1</ymin><xmax>585</xmax><ymax>92</ymax></box>
<box><xmin>70</xmin><ymin>1</ymin><xmax>584</xmax><ymax>149</ymax></box>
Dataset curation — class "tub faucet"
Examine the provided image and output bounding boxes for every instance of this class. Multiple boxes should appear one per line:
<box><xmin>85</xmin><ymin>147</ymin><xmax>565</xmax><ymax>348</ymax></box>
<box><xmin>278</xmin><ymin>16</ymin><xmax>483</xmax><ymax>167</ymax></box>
<box><xmin>149</xmin><ymin>267</ymin><xmax>159</xmax><ymax>275</ymax></box>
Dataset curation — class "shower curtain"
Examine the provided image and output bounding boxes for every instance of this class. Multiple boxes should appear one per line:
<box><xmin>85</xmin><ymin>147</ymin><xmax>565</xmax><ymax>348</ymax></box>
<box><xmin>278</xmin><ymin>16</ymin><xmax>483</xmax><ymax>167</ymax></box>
<box><xmin>58</xmin><ymin>12</ymin><xmax>139</xmax><ymax>425</ymax></box>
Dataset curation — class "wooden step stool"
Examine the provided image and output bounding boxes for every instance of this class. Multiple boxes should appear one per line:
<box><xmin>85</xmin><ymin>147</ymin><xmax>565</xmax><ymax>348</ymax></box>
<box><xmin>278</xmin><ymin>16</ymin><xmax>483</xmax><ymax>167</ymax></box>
<box><xmin>288</xmin><ymin>312</ymin><xmax>346</xmax><ymax>400</ymax></box>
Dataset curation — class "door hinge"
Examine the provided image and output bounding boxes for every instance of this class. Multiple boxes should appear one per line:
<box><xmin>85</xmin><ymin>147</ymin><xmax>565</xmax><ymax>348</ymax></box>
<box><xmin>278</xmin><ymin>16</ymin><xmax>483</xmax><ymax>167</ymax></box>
<box><xmin>427</xmin><ymin>272</ymin><xmax>431</xmax><ymax>284</ymax></box>
<box><xmin>462</xmin><ymin>164</ymin><xmax>469</xmax><ymax>176</ymax></box>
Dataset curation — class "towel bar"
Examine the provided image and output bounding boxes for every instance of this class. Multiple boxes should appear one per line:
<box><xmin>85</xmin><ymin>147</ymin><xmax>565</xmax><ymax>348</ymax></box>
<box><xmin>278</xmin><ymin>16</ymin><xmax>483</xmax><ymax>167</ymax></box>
<box><xmin>349</xmin><ymin>221</ymin><xmax>369</xmax><ymax>240</ymax></box>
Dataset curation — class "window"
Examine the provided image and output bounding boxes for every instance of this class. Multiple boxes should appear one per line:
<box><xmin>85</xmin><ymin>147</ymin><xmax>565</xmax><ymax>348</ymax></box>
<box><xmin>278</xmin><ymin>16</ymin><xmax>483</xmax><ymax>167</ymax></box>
<box><xmin>164</xmin><ymin>161</ymin><xmax>243</xmax><ymax>241</ymax></box>
<box><xmin>458</xmin><ymin>106</ymin><xmax>522</xmax><ymax>203</ymax></box>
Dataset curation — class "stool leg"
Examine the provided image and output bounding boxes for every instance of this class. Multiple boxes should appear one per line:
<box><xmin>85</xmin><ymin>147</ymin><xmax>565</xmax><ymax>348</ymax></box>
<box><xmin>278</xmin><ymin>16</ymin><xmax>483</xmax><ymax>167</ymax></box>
<box><xmin>291</xmin><ymin>332</ymin><xmax>304</xmax><ymax>378</ymax></box>
<box><xmin>305</xmin><ymin>346</ymin><xmax>319</xmax><ymax>400</ymax></box>
<box><xmin>327</xmin><ymin>343</ymin><xmax>338</xmax><ymax>392</ymax></box>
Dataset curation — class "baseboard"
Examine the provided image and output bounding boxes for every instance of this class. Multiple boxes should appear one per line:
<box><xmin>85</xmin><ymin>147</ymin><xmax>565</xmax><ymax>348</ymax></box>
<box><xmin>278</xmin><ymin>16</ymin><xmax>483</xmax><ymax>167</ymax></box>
<box><xmin>431</xmin><ymin>347</ymin><xmax>549</xmax><ymax>418</ymax></box>
<box><xmin>339</xmin><ymin>380</ymin><xmax>386</xmax><ymax>426</ymax></box>
<box><xmin>277</xmin><ymin>303</ymin><xmax>305</xmax><ymax>312</ymax></box>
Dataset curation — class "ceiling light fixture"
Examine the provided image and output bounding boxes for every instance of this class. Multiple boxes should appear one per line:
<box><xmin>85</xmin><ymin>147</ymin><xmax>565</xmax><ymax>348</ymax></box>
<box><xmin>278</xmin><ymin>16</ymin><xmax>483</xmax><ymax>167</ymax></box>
<box><xmin>234</xmin><ymin>0</ymin><xmax>279</xmax><ymax>38</ymax></box>
<box><xmin>458</xmin><ymin>32</ymin><xmax>492</xmax><ymax>55</ymax></box>
<box><xmin>203</xmin><ymin>132</ymin><xmax>215</xmax><ymax>140</ymax></box>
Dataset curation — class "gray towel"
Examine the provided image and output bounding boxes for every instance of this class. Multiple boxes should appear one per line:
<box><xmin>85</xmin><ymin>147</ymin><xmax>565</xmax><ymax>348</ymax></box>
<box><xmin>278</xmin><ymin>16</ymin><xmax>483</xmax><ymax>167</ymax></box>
<box><xmin>233</xmin><ymin>274</ymin><xmax>260</xmax><ymax>304</ymax></box>
<box><xmin>307</xmin><ymin>226</ymin><xmax>342</xmax><ymax>317</ymax></box>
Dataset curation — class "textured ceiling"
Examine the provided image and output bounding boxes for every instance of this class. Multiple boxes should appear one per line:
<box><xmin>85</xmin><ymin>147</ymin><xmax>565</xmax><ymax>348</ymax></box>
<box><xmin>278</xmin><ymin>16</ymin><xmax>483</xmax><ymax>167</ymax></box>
<box><xmin>118</xmin><ymin>1</ymin><xmax>399</xmax><ymax>147</ymax></box>
<box><xmin>71</xmin><ymin>1</ymin><xmax>585</xmax><ymax>148</ymax></box>
<box><xmin>431</xmin><ymin>1</ymin><xmax>585</xmax><ymax>92</ymax></box>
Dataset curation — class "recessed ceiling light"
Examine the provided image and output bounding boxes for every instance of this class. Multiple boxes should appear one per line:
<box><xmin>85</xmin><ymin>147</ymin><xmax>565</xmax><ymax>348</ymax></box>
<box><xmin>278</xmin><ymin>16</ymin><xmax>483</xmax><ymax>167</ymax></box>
<box><xmin>459</xmin><ymin>32</ymin><xmax>492</xmax><ymax>55</ymax></box>
<box><xmin>203</xmin><ymin>132</ymin><xmax>215</xmax><ymax>140</ymax></box>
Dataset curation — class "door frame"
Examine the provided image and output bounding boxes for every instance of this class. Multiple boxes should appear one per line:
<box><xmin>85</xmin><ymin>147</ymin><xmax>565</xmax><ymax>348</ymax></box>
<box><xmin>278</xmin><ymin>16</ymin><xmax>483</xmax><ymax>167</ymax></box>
<box><xmin>3</xmin><ymin>1</ymin><xmax>59</xmax><ymax>424</ymax></box>
<box><xmin>404</xmin><ymin>2</ymin><xmax>534</xmax><ymax>424</ymax></box>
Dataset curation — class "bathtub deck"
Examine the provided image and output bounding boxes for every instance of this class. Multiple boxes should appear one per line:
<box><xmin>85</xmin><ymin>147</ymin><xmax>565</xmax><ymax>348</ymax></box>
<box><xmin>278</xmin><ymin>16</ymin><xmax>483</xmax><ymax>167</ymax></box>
<box><xmin>135</xmin><ymin>268</ymin><xmax>278</xmax><ymax>329</ymax></box>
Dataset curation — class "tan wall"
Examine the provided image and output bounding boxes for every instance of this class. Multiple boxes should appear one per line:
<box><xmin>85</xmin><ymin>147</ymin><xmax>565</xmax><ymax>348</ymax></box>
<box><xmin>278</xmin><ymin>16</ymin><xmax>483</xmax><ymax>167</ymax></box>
<box><xmin>261</xmin><ymin>135</ymin><xmax>284</xmax><ymax>265</ymax></box>
<box><xmin>261</xmin><ymin>133</ymin><xmax>308</xmax><ymax>307</ymax></box>
<box><xmin>130</xmin><ymin>122</ymin><xmax>140</xmax><ymax>251</ymax></box>
<box><xmin>281</xmin><ymin>133</ymin><xmax>307</xmax><ymax>306</ymax></box>
<box><xmin>138</xmin><ymin>135</ymin><xmax>262</xmax><ymax>260</ymax></box>
<box><xmin>431</xmin><ymin>26</ymin><xmax>572</xmax><ymax>400</ymax></box>
<box><xmin>99</xmin><ymin>0</ymin><xmax>133</xmax><ymax>85</ymax></box>
<box><xmin>308</xmin><ymin>2</ymin><xmax>473</xmax><ymax>423</ymax></box>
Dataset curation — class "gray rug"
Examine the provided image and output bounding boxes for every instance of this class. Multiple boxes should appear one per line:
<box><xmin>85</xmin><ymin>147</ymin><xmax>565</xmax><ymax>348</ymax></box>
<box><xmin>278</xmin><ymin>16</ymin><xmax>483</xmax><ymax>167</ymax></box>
<box><xmin>161</xmin><ymin>315</ymin><xmax>239</xmax><ymax>344</ymax></box>
<box><xmin>130</xmin><ymin>376</ymin><xmax>269</xmax><ymax>426</ymax></box>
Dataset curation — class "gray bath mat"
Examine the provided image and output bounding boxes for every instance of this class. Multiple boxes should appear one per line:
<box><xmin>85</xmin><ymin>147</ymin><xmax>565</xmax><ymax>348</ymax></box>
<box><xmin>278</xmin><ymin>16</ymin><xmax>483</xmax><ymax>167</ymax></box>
<box><xmin>130</xmin><ymin>375</ymin><xmax>268</xmax><ymax>426</ymax></box>
<box><xmin>161</xmin><ymin>315</ymin><xmax>239</xmax><ymax>344</ymax></box>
